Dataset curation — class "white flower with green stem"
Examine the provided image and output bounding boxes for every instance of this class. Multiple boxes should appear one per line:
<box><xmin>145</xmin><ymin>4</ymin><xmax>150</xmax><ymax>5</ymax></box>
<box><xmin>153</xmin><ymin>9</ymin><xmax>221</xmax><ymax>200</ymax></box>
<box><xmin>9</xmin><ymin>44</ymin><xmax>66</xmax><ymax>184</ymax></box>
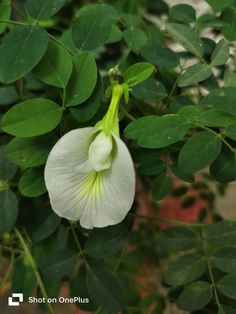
<box><xmin>44</xmin><ymin>82</ymin><xmax>135</xmax><ymax>229</ymax></box>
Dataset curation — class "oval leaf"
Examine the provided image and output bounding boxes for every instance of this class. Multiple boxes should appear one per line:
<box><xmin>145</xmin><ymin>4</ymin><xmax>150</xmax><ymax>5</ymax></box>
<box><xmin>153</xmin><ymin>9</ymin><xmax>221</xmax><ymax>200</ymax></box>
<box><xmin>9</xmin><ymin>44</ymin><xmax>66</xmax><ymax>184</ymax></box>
<box><xmin>0</xmin><ymin>25</ymin><xmax>48</xmax><ymax>84</ymax></box>
<box><xmin>177</xmin><ymin>281</ymin><xmax>212</xmax><ymax>311</ymax></box>
<box><xmin>164</xmin><ymin>254</ymin><xmax>206</xmax><ymax>286</ymax></box>
<box><xmin>124</xmin><ymin>62</ymin><xmax>154</xmax><ymax>87</ymax></box>
<box><xmin>27</xmin><ymin>0</ymin><xmax>65</xmax><ymax>20</ymax></box>
<box><xmin>86</xmin><ymin>266</ymin><xmax>124</xmax><ymax>311</ymax></box>
<box><xmin>66</xmin><ymin>52</ymin><xmax>97</xmax><ymax>106</ymax></box>
<box><xmin>34</xmin><ymin>40</ymin><xmax>73</xmax><ymax>88</ymax></box>
<box><xmin>1</xmin><ymin>98</ymin><xmax>62</xmax><ymax>137</ymax></box>
<box><xmin>6</xmin><ymin>134</ymin><xmax>57</xmax><ymax>167</ymax></box>
<box><xmin>178</xmin><ymin>131</ymin><xmax>222</xmax><ymax>173</ymax></box>
<box><xmin>178</xmin><ymin>64</ymin><xmax>212</xmax><ymax>87</ymax></box>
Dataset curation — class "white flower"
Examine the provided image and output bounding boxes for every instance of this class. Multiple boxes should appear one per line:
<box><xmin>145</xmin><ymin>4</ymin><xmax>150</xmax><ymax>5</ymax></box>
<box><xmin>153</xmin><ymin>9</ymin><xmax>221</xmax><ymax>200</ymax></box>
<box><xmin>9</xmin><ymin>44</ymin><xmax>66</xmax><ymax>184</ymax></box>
<box><xmin>44</xmin><ymin>84</ymin><xmax>135</xmax><ymax>229</ymax></box>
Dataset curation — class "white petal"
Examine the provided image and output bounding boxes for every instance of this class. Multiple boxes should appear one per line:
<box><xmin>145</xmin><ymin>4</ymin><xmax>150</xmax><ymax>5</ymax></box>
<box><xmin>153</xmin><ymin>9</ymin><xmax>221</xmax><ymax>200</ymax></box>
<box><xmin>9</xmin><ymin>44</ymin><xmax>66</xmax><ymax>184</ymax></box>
<box><xmin>44</xmin><ymin>127</ymin><xmax>98</xmax><ymax>220</ymax></box>
<box><xmin>88</xmin><ymin>132</ymin><xmax>113</xmax><ymax>171</ymax></box>
<box><xmin>80</xmin><ymin>135</ymin><xmax>135</xmax><ymax>229</ymax></box>
<box><xmin>45</xmin><ymin>128</ymin><xmax>135</xmax><ymax>229</ymax></box>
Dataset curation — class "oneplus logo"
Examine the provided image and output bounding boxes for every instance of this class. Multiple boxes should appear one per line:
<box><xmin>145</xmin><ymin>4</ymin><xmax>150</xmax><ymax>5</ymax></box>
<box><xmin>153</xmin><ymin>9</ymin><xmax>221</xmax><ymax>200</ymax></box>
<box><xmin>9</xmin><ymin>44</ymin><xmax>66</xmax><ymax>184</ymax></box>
<box><xmin>8</xmin><ymin>293</ymin><xmax>23</xmax><ymax>306</ymax></box>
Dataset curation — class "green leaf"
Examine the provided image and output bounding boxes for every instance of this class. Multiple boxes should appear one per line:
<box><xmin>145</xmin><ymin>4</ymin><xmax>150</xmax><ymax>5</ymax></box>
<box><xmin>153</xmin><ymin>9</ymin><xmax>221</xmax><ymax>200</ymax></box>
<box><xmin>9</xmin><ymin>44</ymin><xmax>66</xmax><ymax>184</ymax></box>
<box><xmin>0</xmin><ymin>2</ymin><xmax>11</xmax><ymax>34</ymax></box>
<box><xmin>70</xmin><ymin>275</ymin><xmax>98</xmax><ymax>311</ymax></box>
<box><xmin>196</xmin><ymin>109</ymin><xmax>236</xmax><ymax>127</ymax></box>
<box><xmin>204</xmin><ymin>220</ymin><xmax>236</xmax><ymax>247</ymax></box>
<box><xmin>164</xmin><ymin>254</ymin><xmax>206</xmax><ymax>286</ymax></box>
<box><xmin>212</xmin><ymin>248</ymin><xmax>236</xmax><ymax>273</ymax></box>
<box><xmin>177</xmin><ymin>281</ymin><xmax>212</xmax><ymax>311</ymax></box>
<box><xmin>137</xmin><ymin>158</ymin><xmax>166</xmax><ymax>176</ymax></box>
<box><xmin>124</xmin><ymin>62</ymin><xmax>154</xmax><ymax>87</ymax></box>
<box><xmin>224</xmin><ymin>69</ymin><xmax>236</xmax><ymax>87</ymax></box>
<box><xmin>211</xmin><ymin>94</ymin><xmax>236</xmax><ymax>117</ymax></box>
<box><xmin>221</xmin><ymin>8</ymin><xmax>236</xmax><ymax>40</ymax></box>
<box><xmin>27</xmin><ymin>0</ymin><xmax>65</xmax><ymax>20</ymax></box>
<box><xmin>152</xmin><ymin>174</ymin><xmax>172</xmax><ymax>200</ymax></box>
<box><xmin>166</xmin><ymin>23</ymin><xmax>203</xmax><ymax>57</ymax></box>
<box><xmin>218</xmin><ymin>273</ymin><xmax>236</xmax><ymax>300</ymax></box>
<box><xmin>124</xmin><ymin>115</ymin><xmax>157</xmax><ymax>140</ymax></box>
<box><xmin>123</xmin><ymin>28</ymin><xmax>147</xmax><ymax>52</ymax></box>
<box><xmin>39</xmin><ymin>249</ymin><xmax>77</xmax><ymax>279</ymax></box>
<box><xmin>19</xmin><ymin>167</ymin><xmax>47</xmax><ymax>197</ymax></box>
<box><xmin>86</xmin><ymin>266</ymin><xmax>124</xmax><ymax>311</ymax></box>
<box><xmin>1</xmin><ymin>98</ymin><xmax>62</xmax><ymax>137</ymax></box>
<box><xmin>72</xmin><ymin>8</ymin><xmax>112</xmax><ymax>50</ymax></box>
<box><xmin>225</xmin><ymin>123</ymin><xmax>236</xmax><ymax>141</ymax></box>
<box><xmin>169</xmin><ymin>4</ymin><xmax>196</xmax><ymax>23</ymax></box>
<box><xmin>0</xmin><ymin>86</ymin><xmax>19</xmax><ymax>106</ymax></box>
<box><xmin>12</xmin><ymin>263</ymin><xmax>35</xmax><ymax>298</ymax></box>
<box><xmin>0</xmin><ymin>25</ymin><xmax>48</xmax><ymax>84</ymax></box>
<box><xmin>0</xmin><ymin>189</ymin><xmax>18</xmax><ymax>232</ymax></box>
<box><xmin>29</xmin><ymin>209</ymin><xmax>61</xmax><ymax>242</ymax></box>
<box><xmin>66</xmin><ymin>52</ymin><xmax>97</xmax><ymax>106</ymax></box>
<box><xmin>76</xmin><ymin>3</ymin><xmax>118</xmax><ymax>20</ymax></box>
<box><xmin>34</xmin><ymin>40</ymin><xmax>73</xmax><ymax>88</ymax></box>
<box><xmin>205</xmin><ymin>0</ymin><xmax>233</xmax><ymax>12</ymax></box>
<box><xmin>6</xmin><ymin>134</ymin><xmax>57</xmax><ymax>167</ymax></box>
<box><xmin>70</xmin><ymin>74</ymin><xmax>103</xmax><ymax>122</ymax></box>
<box><xmin>178</xmin><ymin>131</ymin><xmax>222</xmax><ymax>173</ymax></box>
<box><xmin>141</xmin><ymin>44</ymin><xmax>179</xmax><ymax>68</ymax></box>
<box><xmin>0</xmin><ymin>146</ymin><xmax>17</xmax><ymax>181</ymax></box>
<box><xmin>210</xmin><ymin>149</ymin><xmax>236</xmax><ymax>183</ymax></box>
<box><xmin>171</xmin><ymin>163</ymin><xmax>195</xmax><ymax>183</ymax></box>
<box><xmin>178</xmin><ymin>64</ymin><xmax>212</xmax><ymax>87</ymax></box>
<box><xmin>120</xmin><ymin>13</ymin><xmax>142</xmax><ymax>27</ymax></box>
<box><xmin>84</xmin><ymin>223</ymin><xmax>128</xmax><ymax>258</ymax></box>
<box><xmin>218</xmin><ymin>305</ymin><xmax>236</xmax><ymax>314</ymax></box>
<box><xmin>211</xmin><ymin>39</ymin><xmax>230</xmax><ymax>66</ymax></box>
<box><xmin>138</xmin><ymin>115</ymin><xmax>190</xmax><ymax>149</ymax></box>
<box><xmin>159</xmin><ymin>227</ymin><xmax>199</xmax><ymax>251</ymax></box>
<box><xmin>106</xmin><ymin>25</ymin><xmax>123</xmax><ymax>44</ymax></box>
<box><xmin>132</xmin><ymin>78</ymin><xmax>167</xmax><ymax>103</ymax></box>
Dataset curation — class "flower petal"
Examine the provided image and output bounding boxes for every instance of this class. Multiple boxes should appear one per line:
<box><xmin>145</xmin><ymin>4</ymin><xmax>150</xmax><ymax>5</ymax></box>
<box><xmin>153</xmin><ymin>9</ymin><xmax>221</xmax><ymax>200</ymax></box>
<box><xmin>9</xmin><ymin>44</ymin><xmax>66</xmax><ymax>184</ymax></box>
<box><xmin>45</xmin><ymin>128</ymin><xmax>135</xmax><ymax>229</ymax></box>
<box><xmin>44</xmin><ymin>127</ymin><xmax>97</xmax><ymax>220</ymax></box>
<box><xmin>88</xmin><ymin>132</ymin><xmax>113</xmax><ymax>171</ymax></box>
<box><xmin>79</xmin><ymin>135</ymin><xmax>135</xmax><ymax>228</ymax></box>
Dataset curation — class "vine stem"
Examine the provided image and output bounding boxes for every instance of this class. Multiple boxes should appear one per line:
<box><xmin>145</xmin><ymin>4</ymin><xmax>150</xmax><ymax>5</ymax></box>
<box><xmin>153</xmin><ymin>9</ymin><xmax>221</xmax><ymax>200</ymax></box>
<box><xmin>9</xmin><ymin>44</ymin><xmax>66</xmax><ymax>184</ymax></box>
<box><xmin>128</xmin><ymin>212</ymin><xmax>205</xmax><ymax>228</ymax></box>
<box><xmin>70</xmin><ymin>223</ymin><xmax>89</xmax><ymax>269</ymax></box>
<box><xmin>200</xmin><ymin>229</ymin><xmax>220</xmax><ymax>306</ymax></box>
<box><xmin>14</xmin><ymin>228</ymin><xmax>56</xmax><ymax>314</ymax></box>
<box><xmin>0</xmin><ymin>247</ymin><xmax>15</xmax><ymax>288</ymax></box>
<box><xmin>0</xmin><ymin>19</ymin><xmax>27</xmax><ymax>26</ymax></box>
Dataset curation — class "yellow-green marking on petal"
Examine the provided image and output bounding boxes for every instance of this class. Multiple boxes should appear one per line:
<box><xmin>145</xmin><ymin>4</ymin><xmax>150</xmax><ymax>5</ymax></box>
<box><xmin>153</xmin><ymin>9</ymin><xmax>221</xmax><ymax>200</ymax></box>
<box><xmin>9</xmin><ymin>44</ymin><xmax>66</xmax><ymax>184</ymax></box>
<box><xmin>80</xmin><ymin>170</ymin><xmax>104</xmax><ymax>199</ymax></box>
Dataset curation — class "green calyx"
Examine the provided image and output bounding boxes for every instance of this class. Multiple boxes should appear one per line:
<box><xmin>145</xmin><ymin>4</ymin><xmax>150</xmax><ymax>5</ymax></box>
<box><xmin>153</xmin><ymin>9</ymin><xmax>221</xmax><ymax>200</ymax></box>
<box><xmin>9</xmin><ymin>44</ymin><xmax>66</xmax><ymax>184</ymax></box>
<box><xmin>96</xmin><ymin>82</ymin><xmax>127</xmax><ymax>136</ymax></box>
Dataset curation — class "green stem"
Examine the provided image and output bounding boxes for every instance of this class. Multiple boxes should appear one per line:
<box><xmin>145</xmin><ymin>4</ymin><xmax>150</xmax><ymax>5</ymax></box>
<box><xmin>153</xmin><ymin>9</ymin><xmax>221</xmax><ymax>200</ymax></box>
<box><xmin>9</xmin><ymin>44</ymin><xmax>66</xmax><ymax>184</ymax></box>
<box><xmin>70</xmin><ymin>223</ymin><xmax>89</xmax><ymax>269</ymax></box>
<box><xmin>120</xmin><ymin>105</ymin><xmax>136</xmax><ymax>121</ymax></box>
<box><xmin>0</xmin><ymin>19</ymin><xmax>27</xmax><ymax>26</ymax></box>
<box><xmin>15</xmin><ymin>228</ymin><xmax>55</xmax><ymax>314</ymax></box>
<box><xmin>0</xmin><ymin>245</ymin><xmax>23</xmax><ymax>254</ymax></box>
<box><xmin>49</xmin><ymin>34</ymin><xmax>75</xmax><ymax>56</ymax></box>
<box><xmin>200</xmin><ymin>229</ymin><xmax>220</xmax><ymax>306</ymax></box>
<box><xmin>0</xmin><ymin>247</ymin><xmax>14</xmax><ymax>288</ymax></box>
<box><xmin>129</xmin><ymin>212</ymin><xmax>205</xmax><ymax>228</ymax></box>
